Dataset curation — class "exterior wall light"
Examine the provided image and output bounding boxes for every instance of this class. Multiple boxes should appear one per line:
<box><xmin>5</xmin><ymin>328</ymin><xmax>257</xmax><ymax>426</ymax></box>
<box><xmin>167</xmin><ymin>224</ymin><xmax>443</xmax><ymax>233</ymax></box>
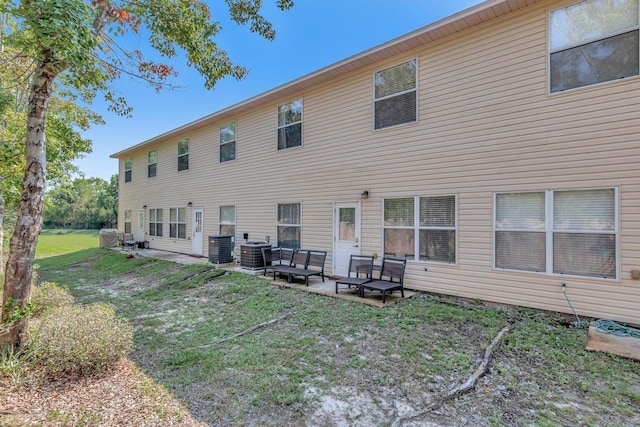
<box><xmin>361</xmin><ymin>190</ymin><xmax>369</xmax><ymax>200</ymax></box>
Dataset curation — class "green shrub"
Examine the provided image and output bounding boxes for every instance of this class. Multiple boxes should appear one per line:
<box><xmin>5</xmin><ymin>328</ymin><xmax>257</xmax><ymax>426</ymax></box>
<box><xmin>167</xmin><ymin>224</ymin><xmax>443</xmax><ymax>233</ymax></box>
<box><xmin>25</xmin><ymin>304</ymin><xmax>133</xmax><ymax>376</ymax></box>
<box><xmin>30</xmin><ymin>282</ymin><xmax>74</xmax><ymax>313</ymax></box>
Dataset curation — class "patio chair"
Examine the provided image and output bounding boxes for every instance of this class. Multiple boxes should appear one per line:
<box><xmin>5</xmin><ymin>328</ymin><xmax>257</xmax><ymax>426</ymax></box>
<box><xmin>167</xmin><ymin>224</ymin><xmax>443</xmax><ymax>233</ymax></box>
<box><xmin>117</xmin><ymin>232</ymin><xmax>136</xmax><ymax>251</ymax></box>
<box><xmin>287</xmin><ymin>250</ymin><xmax>327</xmax><ymax>286</ymax></box>
<box><xmin>360</xmin><ymin>256</ymin><xmax>407</xmax><ymax>303</ymax></box>
<box><xmin>261</xmin><ymin>247</ymin><xmax>293</xmax><ymax>276</ymax></box>
<box><xmin>270</xmin><ymin>249</ymin><xmax>309</xmax><ymax>281</ymax></box>
<box><xmin>335</xmin><ymin>254</ymin><xmax>374</xmax><ymax>294</ymax></box>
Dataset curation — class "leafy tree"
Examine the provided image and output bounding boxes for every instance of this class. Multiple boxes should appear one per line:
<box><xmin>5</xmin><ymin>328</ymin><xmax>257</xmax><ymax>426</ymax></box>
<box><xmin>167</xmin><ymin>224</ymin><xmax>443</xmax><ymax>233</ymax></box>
<box><xmin>0</xmin><ymin>0</ymin><xmax>293</xmax><ymax>345</ymax></box>
<box><xmin>44</xmin><ymin>177</ymin><xmax>117</xmax><ymax>229</ymax></box>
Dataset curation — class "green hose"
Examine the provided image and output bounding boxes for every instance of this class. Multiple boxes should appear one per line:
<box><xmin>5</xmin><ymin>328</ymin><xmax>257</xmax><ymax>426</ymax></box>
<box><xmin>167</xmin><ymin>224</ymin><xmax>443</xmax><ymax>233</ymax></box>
<box><xmin>594</xmin><ymin>319</ymin><xmax>640</xmax><ymax>339</ymax></box>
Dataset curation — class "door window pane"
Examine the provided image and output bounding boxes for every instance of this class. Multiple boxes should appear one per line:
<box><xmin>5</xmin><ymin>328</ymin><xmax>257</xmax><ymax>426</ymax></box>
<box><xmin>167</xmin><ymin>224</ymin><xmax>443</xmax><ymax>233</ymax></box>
<box><xmin>339</xmin><ymin>208</ymin><xmax>356</xmax><ymax>241</ymax></box>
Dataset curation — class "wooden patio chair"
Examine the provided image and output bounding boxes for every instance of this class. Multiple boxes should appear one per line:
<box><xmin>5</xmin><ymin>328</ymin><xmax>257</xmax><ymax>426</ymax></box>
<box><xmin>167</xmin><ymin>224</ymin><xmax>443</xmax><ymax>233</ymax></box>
<box><xmin>360</xmin><ymin>256</ymin><xmax>407</xmax><ymax>303</ymax></box>
<box><xmin>335</xmin><ymin>254</ymin><xmax>374</xmax><ymax>294</ymax></box>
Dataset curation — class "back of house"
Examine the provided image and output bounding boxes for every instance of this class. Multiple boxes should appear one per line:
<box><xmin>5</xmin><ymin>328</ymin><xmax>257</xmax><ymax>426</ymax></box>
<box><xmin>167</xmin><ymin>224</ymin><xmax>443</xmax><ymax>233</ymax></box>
<box><xmin>112</xmin><ymin>0</ymin><xmax>640</xmax><ymax>325</ymax></box>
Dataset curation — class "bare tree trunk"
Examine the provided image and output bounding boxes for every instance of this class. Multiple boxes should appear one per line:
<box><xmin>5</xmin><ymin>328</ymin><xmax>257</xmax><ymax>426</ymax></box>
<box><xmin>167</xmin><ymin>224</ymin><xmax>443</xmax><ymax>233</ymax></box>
<box><xmin>0</xmin><ymin>61</ymin><xmax>58</xmax><ymax>346</ymax></box>
<box><xmin>0</xmin><ymin>177</ymin><xmax>4</xmax><ymax>276</ymax></box>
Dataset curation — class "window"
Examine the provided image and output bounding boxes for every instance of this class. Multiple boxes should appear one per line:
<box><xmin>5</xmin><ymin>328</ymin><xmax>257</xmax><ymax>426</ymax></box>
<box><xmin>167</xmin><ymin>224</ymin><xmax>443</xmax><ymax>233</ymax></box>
<box><xmin>148</xmin><ymin>150</ymin><xmax>157</xmax><ymax>177</ymax></box>
<box><xmin>178</xmin><ymin>139</ymin><xmax>189</xmax><ymax>171</ymax></box>
<box><xmin>374</xmin><ymin>59</ymin><xmax>417</xmax><ymax>129</ymax></box>
<box><xmin>169</xmin><ymin>207</ymin><xmax>186</xmax><ymax>239</ymax></box>
<box><xmin>124</xmin><ymin>209</ymin><xmax>132</xmax><ymax>234</ymax></box>
<box><xmin>124</xmin><ymin>158</ymin><xmax>132</xmax><ymax>183</ymax></box>
<box><xmin>220</xmin><ymin>122</ymin><xmax>236</xmax><ymax>162</ymax></box>
<box><xmin>277</xmin><ymin>203</ymin><xmax>301</xmax><ymax>248</ymax></box>
<box><xmin>277</xmin><ymin>99</ymin><xmax>302</xmax><ymax>150</ymax></box>
<box><xmin>383</xmin><ymin>196</ymin><xmax>456</xmax><ymax>263</ymax></box>
<box><xmin>149</xmin><ymin>208</ymin><xmax>163</xmax><ymax>237</ymax></box>
<box><xmin>219</xmin><ymin>206</ymin><xmax>236</xmax><ymax>238</ymax></box>
<box><xmin>549</xmin><ymin>0</ymin><xmax>639</xmax><ymax>92</ymax></box>
<box><xmin>495</xmin><ymin>189</ymin><xmax>617</xmax><ymax>279</ymax></box>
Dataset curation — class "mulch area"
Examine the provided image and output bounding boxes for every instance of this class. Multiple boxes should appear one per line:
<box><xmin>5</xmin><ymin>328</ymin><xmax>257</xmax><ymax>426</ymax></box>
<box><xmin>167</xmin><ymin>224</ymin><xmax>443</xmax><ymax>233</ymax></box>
<box><xmin>0</xmin><ymin>359</ymin><xmax>206</xmax><ymax>427</ymax></box>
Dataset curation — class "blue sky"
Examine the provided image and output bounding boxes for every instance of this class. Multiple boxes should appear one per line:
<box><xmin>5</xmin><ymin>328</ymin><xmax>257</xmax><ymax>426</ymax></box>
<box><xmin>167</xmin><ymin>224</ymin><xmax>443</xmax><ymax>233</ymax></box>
<box><xmin>76</xmin><ymin>0</ymin><xmax>484</xmax><ymax>181</ymax></box>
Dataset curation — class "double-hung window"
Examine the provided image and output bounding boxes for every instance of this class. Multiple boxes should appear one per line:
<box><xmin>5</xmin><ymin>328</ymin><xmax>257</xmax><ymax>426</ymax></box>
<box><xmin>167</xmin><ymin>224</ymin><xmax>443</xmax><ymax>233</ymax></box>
<box><xmin>374</xmin><ymin>59</ymin><xmax>417</xmax><ymax>130</ymax></box>
<box><xmin>178</xmin><ymin>139</ymin><xmax>189</xmax><ymax>171</ymax></box>
<box><xmin>219</xmin><ymin>206</ymin><xmax>236</xmax><ymax>238</ymax></box>
<box><xmin>124</xmin><ymin>158</ymin><xmax>132</xmax><ymax>182</ymax></box>
<box><xmin>169</xmin><ymin>207</ymin><xmax>186</xmax><ymax>239</ymax></box>
<box><xmin>549</xmin><ymin>0</ymin><xmax>639</xmax><ymax>92</ymax></box>
<box><xmin>383</xmin><ymin>196</ymin><xmax>457</xmax><ymax>263</ymax></box>
<box><xmin>149</xmin><ymin>208</ymin><xmax>163</xmax><ymax>237</ymax></box>
<box><xmin>124</xmin><ymin>209</ymin><xmax>132</xmax><ymax>234</ymax></box>
<box><xmin>148</xmin><ymin>150</ymin><xmax>157</xmax><ymax>177</ymax></box>
<box><xmin>220</xmin><ymin>122</ymin><xmax>236</xmax><ymax>162</ymax></box>
<box><xmin>277</xmin><ymin>99</ymin><xmax>302</xmax><ymax>150</ymax></box>
<box><xmin>495</xmin><ymin>189</ymin><xmax>618</xmax><ymax>279</ymax></box>
<box><xmin>277</xmin><ymin>203</ymin><xmax>301</xmax><ymax>248</ymax></box>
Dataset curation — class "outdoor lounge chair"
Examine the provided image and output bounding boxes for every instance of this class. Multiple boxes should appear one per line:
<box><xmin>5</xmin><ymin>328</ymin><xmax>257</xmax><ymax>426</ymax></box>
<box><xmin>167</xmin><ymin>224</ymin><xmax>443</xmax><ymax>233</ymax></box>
<box><xmin>270</xmin><ymin>249</ymin><xmax>309</xmax><ymax>281</ymax></box>
<box><xmin>286</xmin><ymin>250</ymin><xmax>327</xmax><ymax>286</ymax></box>
<box><xmin>360</xmin><ymin>256</ymin><xmax>407</xmax><ymax>303</ymax></box>
<box><xmin>335</xmin><ymin>254</ymin><xmax>374</xmax><ymax>294</ymax></box>
<box><xmin>261</xmin><ymin>247</ymin><xmax>293</xmax><ymax>276</ymax></box>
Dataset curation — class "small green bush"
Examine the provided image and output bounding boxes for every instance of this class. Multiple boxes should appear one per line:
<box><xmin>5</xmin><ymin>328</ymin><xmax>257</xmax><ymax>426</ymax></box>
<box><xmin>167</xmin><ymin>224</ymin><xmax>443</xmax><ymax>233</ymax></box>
<box><xmin>30</xmin><ymin>282</ymin><xmax>74</xmax><ymax>313</ymax></box>
<box><xmin>25</xmin><ymin>304</ymin><xmax>133</xmax><ymax>376</ymax></box>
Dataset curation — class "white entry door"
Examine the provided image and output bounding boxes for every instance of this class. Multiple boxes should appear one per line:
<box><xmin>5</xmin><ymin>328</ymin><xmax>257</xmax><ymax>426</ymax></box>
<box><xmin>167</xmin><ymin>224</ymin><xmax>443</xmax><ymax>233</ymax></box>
<box><xmin>135</xmin><ymin>209</ymin><xmax>145</xmax><ymax>242</ymax></box>
<box><xmin>333</xmin><ymin>202</ymin><xmax>361</xmax><ymax>277</ymax></box>
<box><xmin>192</xmin><ymin>208</ymin><xmax>204</xmax><ymax>256</ymax></box>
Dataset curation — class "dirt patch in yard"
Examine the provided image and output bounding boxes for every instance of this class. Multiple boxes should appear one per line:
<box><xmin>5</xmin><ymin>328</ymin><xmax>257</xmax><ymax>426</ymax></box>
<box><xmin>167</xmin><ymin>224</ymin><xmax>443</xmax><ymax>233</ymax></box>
<box><xmin>4</xmin><ymin>252</ymin><xmax>640</xmax><ymax>427</ymax></box>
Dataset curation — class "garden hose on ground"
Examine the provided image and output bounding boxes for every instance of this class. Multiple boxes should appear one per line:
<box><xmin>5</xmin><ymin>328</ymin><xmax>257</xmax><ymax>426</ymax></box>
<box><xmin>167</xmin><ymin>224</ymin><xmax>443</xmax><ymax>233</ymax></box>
<box><xmin>594</xmin><ymin>319</ymin><xmax>640</xmax><ymax>338</ymax></box>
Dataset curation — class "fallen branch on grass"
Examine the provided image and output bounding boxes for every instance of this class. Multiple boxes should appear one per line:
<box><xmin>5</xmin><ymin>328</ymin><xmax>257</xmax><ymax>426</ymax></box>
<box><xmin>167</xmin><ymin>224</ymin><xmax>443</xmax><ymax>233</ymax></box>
<box><xmin>195</xmin><ymin>310</ymin><xmax>293</xmax><ymax>349</ymax></box>
<box><xmin>391</xmin><ymin>321</ymin><xmax>514</xmax><ymax>427</ymax></box>
<box><xmin>176</xmin><ymin>268</ymin><xmax>225</xmax><ymax>285</ymax></box>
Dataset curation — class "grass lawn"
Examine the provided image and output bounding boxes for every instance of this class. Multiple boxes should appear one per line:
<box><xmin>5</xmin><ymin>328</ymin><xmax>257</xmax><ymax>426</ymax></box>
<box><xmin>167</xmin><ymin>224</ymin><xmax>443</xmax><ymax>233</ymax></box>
<box><xmin>35</xmin><ymin>229</ymin><xmax>100</xmax><ymax>259</ymax></box>
<box><xmin>28</xmin><ymin>247</ymin><xmax>640</xmax><ymax>427</ymax></box>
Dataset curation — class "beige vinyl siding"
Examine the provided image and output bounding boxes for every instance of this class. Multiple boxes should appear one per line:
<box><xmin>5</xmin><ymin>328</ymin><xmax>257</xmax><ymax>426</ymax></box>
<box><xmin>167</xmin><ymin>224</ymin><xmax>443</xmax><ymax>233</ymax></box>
<box><xmin>115</xmin><ymin>0</ymin><xmax>640</xmax><ymax>324</ymax></box>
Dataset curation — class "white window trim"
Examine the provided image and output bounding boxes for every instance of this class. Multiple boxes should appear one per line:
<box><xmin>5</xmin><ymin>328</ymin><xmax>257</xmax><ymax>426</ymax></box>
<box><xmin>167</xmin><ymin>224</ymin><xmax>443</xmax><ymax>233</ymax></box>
<box><xmin>493</xmin><ymin>188</ymin><xmax>620</xmax><ymax>280</ymax></box>
<box><xmin>277</xmin><ymin>98</ymin><xmax>303</xmax><ymax>150</ymax></box>
<box><xmin>382</xmin><ymin>195</ymin><xmax>458</xmax><ymax>264</ymax></box>
<box><xmin>276</xmin><ymin>202</ymin><xmax>302</xmax><ymax>248</ymax></box>
<box><xmin>547</xmin><ymin>0</ymin><xmax>640</xmax><ymax>95</ymax></box>
<box><xmin>372</xmin><ymin>58</ymin><xmax>418</xmax><ymax>131</ymax></box>
<box><xmin>220</xmin><ymin>122</ymin><xmax>236</xmax><ymax>163</ymax></box>
<box><xmin>169</xmin><ymin>207</ymin><xmax>187</xmax><ymax>239</ymax></box>
<box><xmin>148</xmin><ymin>150</ymin><xmax>157</xmax><ymax>177</ymax></box>
<box><xmin>177</xmin><ymin>139</ymin><xmax>189</xmax><ymax>171</ymax></box>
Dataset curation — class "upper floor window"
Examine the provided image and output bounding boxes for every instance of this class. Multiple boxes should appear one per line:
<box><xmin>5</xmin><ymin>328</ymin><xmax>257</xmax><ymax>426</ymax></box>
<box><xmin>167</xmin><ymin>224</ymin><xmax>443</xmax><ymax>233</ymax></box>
<box><xmin>495</xmin><ymin>189</ymin><xmax>618</xmax><ymax>279</ymax></box>
<box><xmin>383</xmin><ymin>195</ymin><xmax>457</xmax><ymax>263</ymax></box>
<box><xmin>148</xmin><ymin>150</ymin><xmax>157</xmax><ymax>177</ymax></box>
<box><xmin>149</xmin><ymin>208</ymin><xmax>163</xmax><ymax>237</ymax></box>
<box><xmin>124</xmin><ymin>158</ymin><xmax>132</xmax><ymax>183</ymax></box>
<box><xmin>550</xmin><ymin>0</ymin><xmax>639</xmax><ymax>93</ymax></box>
<box><xmin>277</xmin><ymin>203</ymin><xmax>301</xmax><ymax>248</ymax></box>
<box><xmin>220</xmin><ymin>122</ymin><xmax>236</xmax><ymax>162</ymax></box>
<box><xmin>277</xmin><ymin>99</ymin><xmax>302</xmax><ymax>150</ymax></box>
<box><xmin>178</xmin><ymin>139</ymin><xmax>189</xmax><ymax>171</ymax></box>
<box><xmin>374</xmin><ymin>59</ymin><xmax>417</xmax><ymax>130</ymax></box>
<box><xmin>169</xmin><ymin>207</ymin><xmax>186</xmax><ymax>239</ymax></box>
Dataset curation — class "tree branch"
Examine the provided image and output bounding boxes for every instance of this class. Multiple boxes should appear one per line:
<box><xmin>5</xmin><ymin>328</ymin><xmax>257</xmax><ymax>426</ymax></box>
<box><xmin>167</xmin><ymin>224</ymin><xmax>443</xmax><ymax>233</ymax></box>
<box><xmin>392</xmin><ymin>322</ymin><xmax>514</xmax><ymax>427</ymax></box>
<box><xmin>194</xmin><ymin>310</ymin><xmax>293</xmax><ymax>349</ymax></box>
